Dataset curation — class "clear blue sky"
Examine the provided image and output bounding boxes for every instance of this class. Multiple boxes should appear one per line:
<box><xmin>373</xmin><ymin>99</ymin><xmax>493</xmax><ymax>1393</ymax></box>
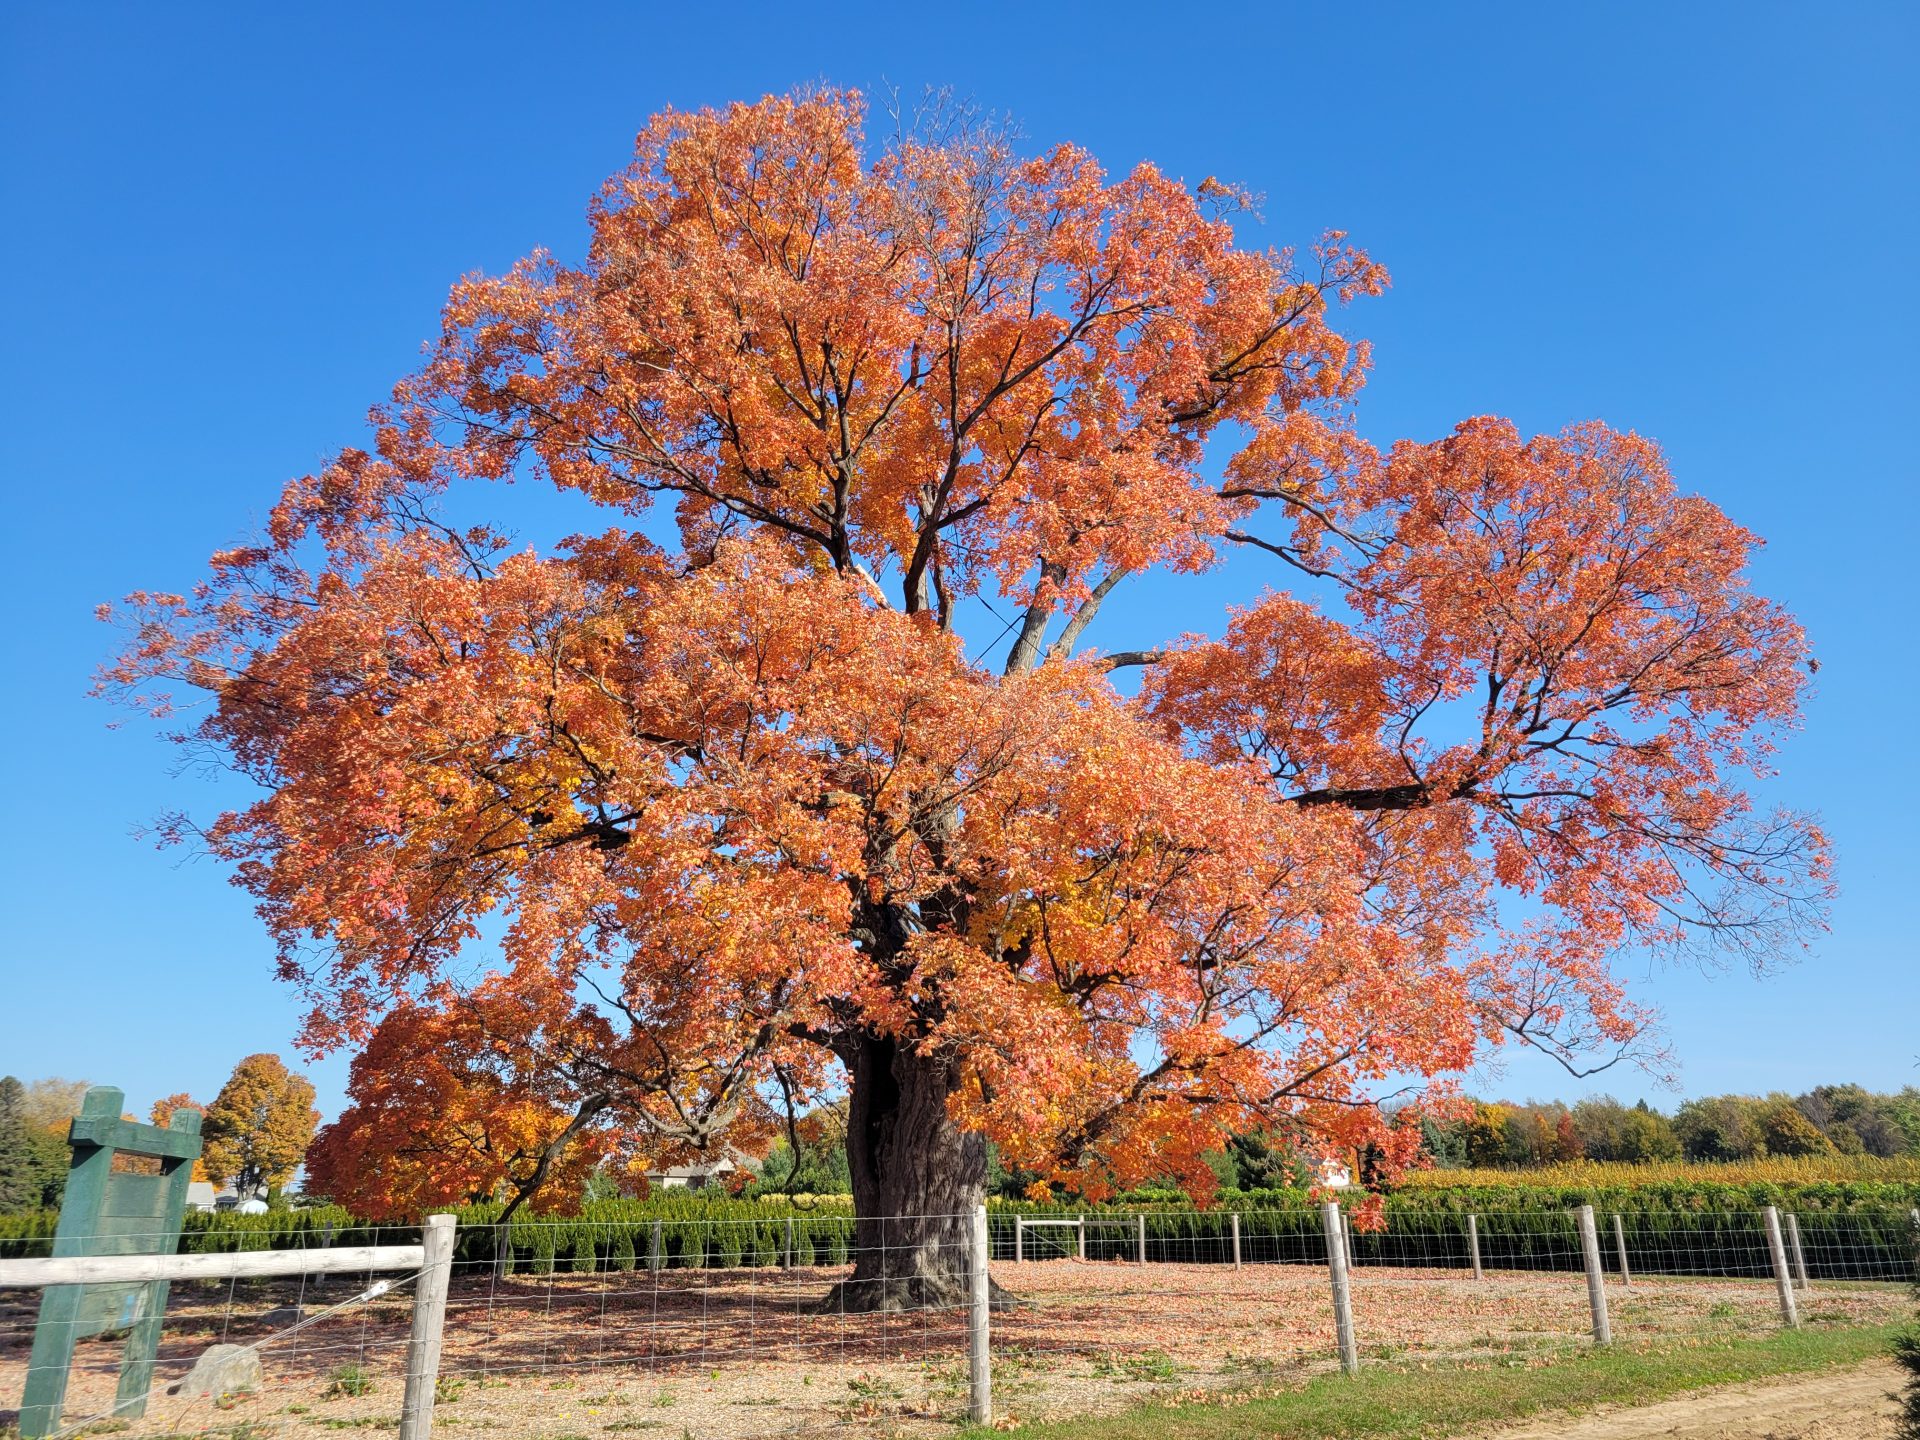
<box><xmin>2</xmin><ymin>3</ymin><xmax>1914</xmax><ymax>1125</ymax></box>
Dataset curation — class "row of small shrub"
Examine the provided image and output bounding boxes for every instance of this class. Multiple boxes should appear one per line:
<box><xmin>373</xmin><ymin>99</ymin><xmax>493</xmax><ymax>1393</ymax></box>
<box><xmin>4</xmin><ymin>1185</ymin><xmax>1912</xmax><ymax>1280</ymax></box>
<box><xmin>988</xmin><ymin>1198</ymin><xmax>1920</xmax><ymax>1282</ymax></box>
<box><xmin>0</xmin><ymin>1204</ymin><xmax>369</xmax><ymax>1259</ymax></box>
<box><xmin>483</xmin><ymin>1214</ymin><xmax>855</xmax><ymax>1274</ymax></box>
<box><xmin>452</xmin><ymin>1197</ymin><xmax>857</xmax><ymax>1274</ymax></box>
<box><xmin>454</xmin><ymin>1193</ymin><xmax>857</xmax><ymax>1270</ymax></box>
<box><xmin>0</xmin><ymin>1195</ymin><xmax>856</xmax><ymax>1268</ymax></box>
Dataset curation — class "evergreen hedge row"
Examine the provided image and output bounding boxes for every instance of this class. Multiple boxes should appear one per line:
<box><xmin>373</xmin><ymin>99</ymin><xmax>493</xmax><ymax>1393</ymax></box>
<box><xmin>447</xmin><ymin>1197</ymin><xmax>856</xmax><ymax>1275</ymax></box>
<box><xmin>0</xmin><ymin>1195</ymin><xmax>858</xmax><ymax>1271</ymax></box>
<box><xmin>992</xmin><ymin>1196</ymin><xmax>1920</xmax><ymax>1281</ymax></box>
<box><xmin>2</xmin><ymin>1182</ymin><xmax>1912</xmax><ymax>1281</ymax></box>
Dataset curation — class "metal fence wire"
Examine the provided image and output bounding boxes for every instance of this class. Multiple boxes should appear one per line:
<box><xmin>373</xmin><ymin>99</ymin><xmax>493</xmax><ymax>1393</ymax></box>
<box><xmin>1</xmin><ymin>1204</ymin><xmax>1915</xmax><ymax>1437</ymax></box>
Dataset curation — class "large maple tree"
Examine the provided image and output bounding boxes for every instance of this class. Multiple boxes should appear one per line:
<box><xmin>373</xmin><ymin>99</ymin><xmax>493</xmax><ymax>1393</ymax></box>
<box><xmin>104</xmin><ymin>91</ymin><xmax>1827</xmax><ymax>1310</ymax></box>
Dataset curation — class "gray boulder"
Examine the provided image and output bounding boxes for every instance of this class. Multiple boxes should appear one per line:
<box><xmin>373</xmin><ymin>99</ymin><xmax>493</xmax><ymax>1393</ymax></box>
<box><xmin>174</xmin><ymin>1343</ymin><xmax>263</xmax><ymax>1398</ymax></box>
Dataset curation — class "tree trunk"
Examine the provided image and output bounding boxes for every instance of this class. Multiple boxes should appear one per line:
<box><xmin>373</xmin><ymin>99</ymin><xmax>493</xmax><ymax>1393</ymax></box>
<box><xmin>813</xmin><ymin>1033</ymin><xmax>1015</xmax><ymax>1314</ymax></box>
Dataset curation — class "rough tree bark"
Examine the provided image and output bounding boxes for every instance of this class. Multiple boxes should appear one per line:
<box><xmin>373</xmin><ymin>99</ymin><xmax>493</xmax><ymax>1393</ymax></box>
<box><xmin>811</xmin><ymin>1034</ymin><xmax>1016</xmax><ymax>1314</ymax></box>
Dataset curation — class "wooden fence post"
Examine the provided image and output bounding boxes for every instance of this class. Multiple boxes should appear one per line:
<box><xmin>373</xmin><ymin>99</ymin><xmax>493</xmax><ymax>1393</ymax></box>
<box><xmin>1014</xmin><ymin>1217</ymin><xmax>1024</xmax><ymax>1264</ymax></box>
<box><xmin>648</xmin><ymin>1220</ymin><xmax>662</xmax><ymax>1273</ymax></box>
<box><xmin>1577</xmin><ymin>1206</ymin><xmax>1612</xmax><ymax>1345</ymax></box>
<box><xmin>1763</xmin><ymin>1207</ymin><xmax>1799</xmax><ymax>1328</ymax></box>
<box><xmin>1467</xmin><ymin>1213</ymin><xmax>1483</xmax><ymax>1280</ymax></box>
<box><xmin>784</xmin><ymin>1217</ymin><xmax>794</xmax><ymax>1270</ymax></box>
<box><xmin>1612</xmin><ymin>1213</ymin><xmax>1632</xmax><ymax>1286</ymax></box>
<box><xmin>1136</xmin><ymin>1213</ymin><xmax>1147</xmax><ymax>1265</ymax></box>
<box><xmin>1322</xmin><ymin>1202</ymin><xmax>1358</xmax><ymax>1375</ymax></box>
<box><xmin>1076</xmin><ymin>1215</ymin><xmax>1086</xmax><ymax>1261</ymax></box>
<box><xmin>968</xmin><ymin>1205</ymin><xmax>991</xmax><ymax>1426</ymax></box>
<box><xmin>1230</xmin><ymin>1212</ymin><xmax>1242</xmax><ymax>1270</ymax></box>
<box><xmin>1784</xmin><ymin>1212</ymin><xmax>1809</xmax><ymax>1291</ymax></box>
<box><xmin>399</xmin><ymin>1214</ymin><xmax>456</xmax><ymax>1440</ymax></box>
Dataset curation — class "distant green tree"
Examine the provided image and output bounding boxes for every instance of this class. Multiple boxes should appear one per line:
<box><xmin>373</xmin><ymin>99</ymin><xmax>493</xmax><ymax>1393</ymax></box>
<box><xmin>1465</xmin><ymin>1103</ymin><xmax>1526</xmax><ymax>1167</ymax></box>
<box><xmin>1798</xmin><ymin>1084</ymin><xmax>1905</xmax><ymax>1157</ymax></box>
<box><xmin>0</xmin><ymin>1077</ymin><xmax>38</xmax><ymax>1211</ymax></box>
<box><xmin>1619</xmin><ymin>1102</ymin><xmax>1682</xmax><ymax>1161</ymax></box>
<box><xmin>1569</xmin><ymin>1096</ymin><xmax>1630</xmax><ymax>1160</ymax></box>
<box><xmin>581</xmin><ymin>1166</ymin><xmax>624</xmax><ymax>1204</ymax></box>
<box><xmin>985</xmin><ymin>1142</ymin><xmax>1037</xmax><ymax>1199</ymax></box>
<box><xmin>749</xmin><ymin>1138</ymin><xmax>852</xmax><ymax>1195</ymax></box>
<box><xmin>1756</xmin><ymin>1094</ymin><xmax>1833</xmax><ymax>1156</ymax></box>
<box><xmin>1419</xmin><ymin>1114</ymin><xmax>1469</xmax><ymax>1169</ymax></box>
<box><xmin>0</xmin><ymin>1076</ymin><xmax>70</xmax><ymax>1212</ymax></box>
<box><xmin>1674</xmin><ymin>1096</ymin><xmax>1763</xmax><ymax>1161</ymax></box>
<box><xmin>1885</xmin><ymin>1089</ymin><xmax>1920</xmax><ymax>1156</ymax></box>
<box><xmin>1225</xmin><ymin>1128</ymin><xmax>1307</xmax><ymax>1189</ymax></box>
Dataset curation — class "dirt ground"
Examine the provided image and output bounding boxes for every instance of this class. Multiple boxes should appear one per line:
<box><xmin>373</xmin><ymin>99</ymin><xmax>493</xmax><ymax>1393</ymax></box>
<box><xmin>1476</xmin><ymin>1358</ymin><xmax>1905</xmax><ymax>1439</ymax></box>
<box><xmin>0</xmin><ymin>1260</ymin><xmax>1909</xmax><ymax>1437</ymax></box>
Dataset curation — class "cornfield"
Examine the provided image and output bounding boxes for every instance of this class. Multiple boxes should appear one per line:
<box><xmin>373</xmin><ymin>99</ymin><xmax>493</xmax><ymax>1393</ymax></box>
<box><xmin>1396</xmin><ymin>1156</ymin><xmax>1920</xmax><ymax>1189</ymax></box>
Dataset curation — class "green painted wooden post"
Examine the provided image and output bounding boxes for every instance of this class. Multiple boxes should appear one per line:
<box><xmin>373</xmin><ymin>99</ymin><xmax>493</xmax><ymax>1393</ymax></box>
<box><xmin>115</xmin><ymin>1103</ymin><xmax>200</xmax><ymax>1419</ymax></box>
<box><xmin>17</xmin><ymin>1085</ymin><xmax>203</xmax><ymax>1438</ymax></box>
<box><xmin>18</xmin><ymin>1089</ymin><xmax>116</xmax><ymax>1438</ymax></box>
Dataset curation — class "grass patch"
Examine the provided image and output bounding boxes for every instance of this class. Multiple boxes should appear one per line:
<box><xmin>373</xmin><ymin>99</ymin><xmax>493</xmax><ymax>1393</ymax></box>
<box><xmin>1089</xmin><ymin>1351</ymin><xmax>1182</xmax><ymax>1382</ymax></box>
<box><xmin>323</xmin><ymin>1363</ymin><xmax>377</xmax><ymax>1399</ymax></box>
<box><xmin>965</xmin><ymin>1322</ymin><xmax>1905</xmax><ymax>1439</ymax></box>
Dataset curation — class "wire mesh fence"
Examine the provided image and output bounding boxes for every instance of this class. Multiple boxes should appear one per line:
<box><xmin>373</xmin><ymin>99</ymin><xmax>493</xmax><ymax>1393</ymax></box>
<box><xmin>0</xmin><ymin>1225</ymin><xmax>429</xmax><ymax>1439</ymax></box>
<box><xmin>2</xmin><ymin>1205</ymin><xmax>1915</xmax><ymax>1438</ymax></box>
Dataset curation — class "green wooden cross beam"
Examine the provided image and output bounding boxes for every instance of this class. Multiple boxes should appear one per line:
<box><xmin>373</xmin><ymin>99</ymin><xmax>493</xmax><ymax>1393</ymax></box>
<box><xmin>18</xmin><ymin>1085</ymin><xmax>203</xmax><ymax>1438</ymax></box>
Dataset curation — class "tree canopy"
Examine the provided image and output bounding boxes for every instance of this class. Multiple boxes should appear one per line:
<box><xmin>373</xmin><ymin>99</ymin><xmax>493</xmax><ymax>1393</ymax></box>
<box><xmin>0</xmin><ymin>1078</ymin><xmax>72</xmax><ymax>1213</ymax></box>
<box><xmin>201</xmin><ymin>1054</ymin><xmax>319</xmax><ymax>1197</ymax></box>
<box><xmin>103</xmin><ymin>92</ymin><xmax>1827</xmax><ymax>1277</ymax></box>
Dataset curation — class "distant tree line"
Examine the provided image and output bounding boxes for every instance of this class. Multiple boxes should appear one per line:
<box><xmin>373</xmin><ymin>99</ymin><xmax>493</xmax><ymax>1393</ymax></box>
<box><xmin>657</xmin><ymin>1085</ymin><xmax>1920</xmax><ymax>1204</ymax></box>
<box><xmin>0</xmin><ymin>1055</ymin><xmax>318</xmax><ymax>1215</ymax></box>
<box><xmin>0</xmin><ymin>1078</ymin><xmax>86</xmax><ymax>1210</ymax></box>
<box><xmin>1420</xmin><ymin>1084</ymin><xmax>1920</xmax><ymax>1169</ymax></box>
<box><xmin>11</xmin><ymin>1069</ymin><xmax>1914</xmax><ymax>1221</ymax></box>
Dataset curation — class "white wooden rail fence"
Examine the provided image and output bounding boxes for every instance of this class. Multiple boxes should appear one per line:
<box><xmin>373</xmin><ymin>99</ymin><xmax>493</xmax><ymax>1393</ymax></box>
<box><xmin>0</xmin><ymin>1214</ymin><xmax>455</xmax><ymax>1440</ymax></box>
<box><xmin>0</xmin><ymin>1246</ymin><xmax>426</xmax><ymax>1287</ymax></box>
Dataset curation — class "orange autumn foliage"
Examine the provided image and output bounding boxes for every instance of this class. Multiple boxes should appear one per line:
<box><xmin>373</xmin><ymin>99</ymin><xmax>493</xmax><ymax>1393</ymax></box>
<box><xmin>305</xmin><ymin>987</ymin><xmax>623</xmax><ymax>1217</ymax></box>
<box><xmin>149</xmin><ymin>1094</ymin><xmax>211</xmax><ymax>1183</ymax></box>
<box><xmin>102</xmin><ymin>92</ymin><xmax>1826</xmax><ymax>1239</ymax></box>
